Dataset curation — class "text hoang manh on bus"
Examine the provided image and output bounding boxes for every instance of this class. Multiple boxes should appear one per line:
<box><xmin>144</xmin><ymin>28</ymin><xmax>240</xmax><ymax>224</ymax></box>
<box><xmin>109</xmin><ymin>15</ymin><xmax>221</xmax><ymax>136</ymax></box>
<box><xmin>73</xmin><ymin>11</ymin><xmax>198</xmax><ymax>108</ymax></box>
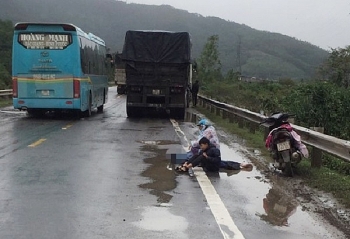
<box><xmin>19</xmin><ymin>33</ymin><xmax>71</xmax><ymax>49</ymax></box>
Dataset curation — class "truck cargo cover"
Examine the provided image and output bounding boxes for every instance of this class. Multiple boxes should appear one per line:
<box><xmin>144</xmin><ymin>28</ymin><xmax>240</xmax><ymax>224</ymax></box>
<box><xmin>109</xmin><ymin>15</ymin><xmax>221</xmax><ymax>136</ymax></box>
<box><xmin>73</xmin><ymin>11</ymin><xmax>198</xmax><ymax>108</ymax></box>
<box><xmin>122</xmin><ymin>30</ymin><xmax>191</xmax><ymax>64</ymax></box>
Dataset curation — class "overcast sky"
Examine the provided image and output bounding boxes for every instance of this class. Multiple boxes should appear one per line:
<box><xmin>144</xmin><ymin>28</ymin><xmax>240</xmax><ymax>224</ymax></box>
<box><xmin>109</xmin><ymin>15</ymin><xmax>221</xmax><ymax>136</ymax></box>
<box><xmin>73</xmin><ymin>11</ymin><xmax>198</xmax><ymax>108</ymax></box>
<box><xmin>123</xmin><ymin>0</ymin><xmax>350</xmax><ymax>50</ymax></box>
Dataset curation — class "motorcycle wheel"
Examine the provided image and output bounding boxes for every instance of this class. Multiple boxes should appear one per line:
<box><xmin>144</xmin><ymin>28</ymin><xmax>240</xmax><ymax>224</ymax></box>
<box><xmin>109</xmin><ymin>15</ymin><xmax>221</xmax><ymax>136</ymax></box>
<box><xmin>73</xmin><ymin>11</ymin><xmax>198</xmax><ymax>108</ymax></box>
<box><xmin>283</xmin><ymin>162</ymin><xmax>293</xmax><ymax>177</ymax></box>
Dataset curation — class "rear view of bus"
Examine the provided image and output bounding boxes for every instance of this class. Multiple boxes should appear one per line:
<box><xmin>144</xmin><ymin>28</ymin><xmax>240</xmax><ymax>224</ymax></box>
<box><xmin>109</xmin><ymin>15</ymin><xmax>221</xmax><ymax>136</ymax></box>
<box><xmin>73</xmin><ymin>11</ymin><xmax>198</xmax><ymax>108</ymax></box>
<box><xmin>12</xmin><ymin>23</ymin><xmax>108</xmax><ymax>117</ymax></box>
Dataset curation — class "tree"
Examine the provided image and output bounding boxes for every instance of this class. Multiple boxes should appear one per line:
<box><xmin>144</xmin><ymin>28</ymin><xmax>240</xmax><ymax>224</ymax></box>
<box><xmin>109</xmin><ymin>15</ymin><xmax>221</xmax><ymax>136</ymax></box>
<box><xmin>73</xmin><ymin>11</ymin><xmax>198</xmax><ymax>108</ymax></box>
<box><xmin>197</xmin><ymin>35</ymin><xmax>222</xmax><ymax>86</ymax></box>
<box><xmin>0</xmin><ymin>65</ymin><xmax>11</xmax><ymax>89</ymax></box>
<box><xmin>0</xmin><ymin>19</ymin><xmax>13</xmax><ymax>89</ymax></box>
<box><xmin>318</xmin><ymin>46</ymin><xmax>350</xmax><ymax>88</ymax></box>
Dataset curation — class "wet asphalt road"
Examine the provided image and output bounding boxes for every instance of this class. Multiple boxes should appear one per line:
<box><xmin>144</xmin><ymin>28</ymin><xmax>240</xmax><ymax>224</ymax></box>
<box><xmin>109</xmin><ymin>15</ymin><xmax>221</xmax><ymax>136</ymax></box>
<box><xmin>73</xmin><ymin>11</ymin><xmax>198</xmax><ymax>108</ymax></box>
<box><xmin>0</xmin><ymin>86</ymin><xmax>347</xmax><ymax>239</ymax></box>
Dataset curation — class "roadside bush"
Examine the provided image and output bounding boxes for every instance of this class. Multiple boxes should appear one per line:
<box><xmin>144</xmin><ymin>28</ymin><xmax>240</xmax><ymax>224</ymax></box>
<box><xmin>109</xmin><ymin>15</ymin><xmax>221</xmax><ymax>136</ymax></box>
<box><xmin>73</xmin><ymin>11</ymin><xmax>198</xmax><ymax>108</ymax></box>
<box><xmin>322</xmin><ymin>154</ymin><xmax>350</xmax><ymax>175</ymax></box>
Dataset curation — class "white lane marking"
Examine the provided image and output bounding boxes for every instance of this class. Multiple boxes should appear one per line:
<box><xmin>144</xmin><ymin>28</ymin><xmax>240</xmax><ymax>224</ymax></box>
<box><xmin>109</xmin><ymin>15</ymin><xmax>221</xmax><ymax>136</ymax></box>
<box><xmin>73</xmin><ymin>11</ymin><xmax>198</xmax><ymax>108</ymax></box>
<box><xmin>169</xmin><ymin>119</ymin><xmax>191</xmax><ymax>151</ymax></box>
<box><xmin>170</xmin><ymin>119</ymin><xmax>245</xmax><ymax>239</ymax></box>
<box><xmin>195</xmin><ymin>170</ymin><xmax>245</xmax><ymax>239</ymax></box>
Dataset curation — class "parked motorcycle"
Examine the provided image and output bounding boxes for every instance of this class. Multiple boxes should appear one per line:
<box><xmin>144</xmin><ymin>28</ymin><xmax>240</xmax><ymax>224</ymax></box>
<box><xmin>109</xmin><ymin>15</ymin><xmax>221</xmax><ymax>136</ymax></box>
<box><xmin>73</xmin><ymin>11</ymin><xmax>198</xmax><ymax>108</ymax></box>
<box><xmin>260</xmin><ymin>112</ymin><xmax>303</xmax><ymax>177</ymax></box>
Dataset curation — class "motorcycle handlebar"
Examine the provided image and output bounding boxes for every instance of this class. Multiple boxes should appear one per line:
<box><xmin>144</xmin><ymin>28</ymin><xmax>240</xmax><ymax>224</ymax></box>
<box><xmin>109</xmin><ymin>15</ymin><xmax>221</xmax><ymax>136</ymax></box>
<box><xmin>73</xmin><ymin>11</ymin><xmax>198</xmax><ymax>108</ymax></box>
<box><xmin>259</xmin><ymin>113</ymin><xmax>295</xmax><ymax>125</ymax></box>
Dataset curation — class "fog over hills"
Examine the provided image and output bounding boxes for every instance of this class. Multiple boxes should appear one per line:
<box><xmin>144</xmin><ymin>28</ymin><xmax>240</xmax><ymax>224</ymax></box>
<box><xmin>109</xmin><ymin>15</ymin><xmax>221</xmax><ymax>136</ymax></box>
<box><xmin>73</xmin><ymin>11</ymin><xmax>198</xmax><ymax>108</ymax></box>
<box><xmin>0</xmin><ymin>0</ymin><xmax>329</xmax><ymax>79</ymax></box>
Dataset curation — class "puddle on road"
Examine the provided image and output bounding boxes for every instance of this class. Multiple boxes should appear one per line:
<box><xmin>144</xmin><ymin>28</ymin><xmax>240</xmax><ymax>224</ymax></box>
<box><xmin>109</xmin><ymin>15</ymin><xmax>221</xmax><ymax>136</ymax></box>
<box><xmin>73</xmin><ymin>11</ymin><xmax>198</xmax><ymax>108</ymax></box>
<box><xmin>259</xmin><ymin>187</ymin><xmax>299</xmax><ymax>226</ymax></box>
<box><xmin>132</xmin><ymin>206</ymin><xmax>188</xmax><ymax>234</ymax></box>
<box><xmin>184</xmin><ymin>111</ymin><xmax>199</xmax><ymax>123</ymax></box>
<box><xmin>214</xmin><ymin>143</ymin><xmax>346</xmax><ymax>238</ymax></box>
<box><xmin>135</xmin><ymin>141</ymin><xmax>189</xmax><ymax>235</ymax></box>
<box><xmin>0</xmin><ymin>110</ymin><xmax>26</xmax><ymax>115</ymax></box>
<box><xmin>138</xmin><ymin>141</ymin><xmax>178</xmax><ymax>204</ymax></box>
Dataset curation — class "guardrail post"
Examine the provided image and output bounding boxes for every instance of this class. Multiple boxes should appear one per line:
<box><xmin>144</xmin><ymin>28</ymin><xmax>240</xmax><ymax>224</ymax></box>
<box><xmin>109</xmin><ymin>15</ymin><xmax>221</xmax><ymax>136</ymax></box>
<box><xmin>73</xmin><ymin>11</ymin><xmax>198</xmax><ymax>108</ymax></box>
<box><xmin>238</xmin><ymin>118</ymin><xmax>244</xmax><ymax>128</ymax></box>
<box><xmin>249</xmin><ymin>122</ymin><xmax>257</xmax><ymax>134</ymax></box>
<box><xmin>192</xmin><ymin>113</ymin><xmax>197</xmax><ymax>123</ymax></box>
<box><xmin>210</xmin><ymin>104</ymin><xmax>215</xmax><ymax>113</ymax></box>
<box><xmin>231</xmin><ymin>113</ymin><xmax>238</xmax><ymax>124</ymax></box>
<box><xmin>216</xmin><ymin>107</ymin><xmax>220</xmax><ymax>116</ymax></box>
<box><xmin>310</xmin><ymin>127</ymin><xmax>324</xmax><ymax>168</ymax></box>
<box><xmin>228</xmin><ymin>112</ymin><xmax>234</xmax><ymax>123</ymax></box>
<box><xmin>223</xmin><ymin>110</ymin><xmax>228</xmax><ymax>120</ymax></box>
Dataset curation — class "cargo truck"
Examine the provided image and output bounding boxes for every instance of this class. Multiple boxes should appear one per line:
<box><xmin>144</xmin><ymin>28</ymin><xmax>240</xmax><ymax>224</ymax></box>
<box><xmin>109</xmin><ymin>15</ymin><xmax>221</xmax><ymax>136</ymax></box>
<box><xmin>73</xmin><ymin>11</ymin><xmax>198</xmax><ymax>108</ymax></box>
<box><xmin>114</xmin><ymin>53</ymin><xmax>127</xmax><ymax>94</ymax></box>
<box><xmin>121</xmin><ymin>30</ymin><xmax>191</xmax><ymax>118</ymax></box>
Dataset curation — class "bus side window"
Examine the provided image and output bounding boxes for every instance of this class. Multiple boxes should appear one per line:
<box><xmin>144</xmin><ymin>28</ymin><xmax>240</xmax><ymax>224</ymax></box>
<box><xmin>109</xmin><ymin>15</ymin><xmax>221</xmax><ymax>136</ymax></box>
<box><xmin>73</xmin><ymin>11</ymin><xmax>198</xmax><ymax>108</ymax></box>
<box><xmin>80</xmin><ymin>48</ymin><xmax>86</xmax><ymax>74</ymax></box>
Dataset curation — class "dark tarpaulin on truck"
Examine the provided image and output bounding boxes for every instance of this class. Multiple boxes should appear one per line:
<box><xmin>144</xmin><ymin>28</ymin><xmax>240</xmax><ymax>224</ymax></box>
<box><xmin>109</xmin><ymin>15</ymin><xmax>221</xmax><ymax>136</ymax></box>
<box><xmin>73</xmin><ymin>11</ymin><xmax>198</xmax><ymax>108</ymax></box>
<box><xmin>121</xmin><ymin>30</ymin><xmax>191</xmax><ymax>64</ymax></box>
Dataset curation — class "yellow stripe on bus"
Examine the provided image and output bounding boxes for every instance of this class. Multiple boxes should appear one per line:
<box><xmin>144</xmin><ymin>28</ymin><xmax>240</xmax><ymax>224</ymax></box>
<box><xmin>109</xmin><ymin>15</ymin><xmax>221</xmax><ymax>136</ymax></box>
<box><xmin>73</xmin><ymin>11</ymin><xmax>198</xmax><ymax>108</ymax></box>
<box><xmin>16</xmin><ymin>78</ymin><xmax>90</xmax><ymax>83</ymax></box>
<box><xmin>28</xmin><ymin>138</ymin><xmax>47</xmax><ymax>148</ymax></box>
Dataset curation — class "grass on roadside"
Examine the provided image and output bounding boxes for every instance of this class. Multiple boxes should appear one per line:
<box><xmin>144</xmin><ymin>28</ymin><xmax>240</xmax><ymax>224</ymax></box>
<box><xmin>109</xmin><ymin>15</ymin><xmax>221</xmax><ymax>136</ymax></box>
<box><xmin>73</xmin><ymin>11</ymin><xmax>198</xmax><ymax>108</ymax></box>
<box><xmin>297</xmin><ymin>159</ymin><xmax>350</xmax><ymax>207</ymax></box>
<box><xmin>0</xmin><ymin>99</ymin><xmax>12</xmax><ymax>108</ymax></box>
<box><xmin>195</xmin><ymin>105</ymin><xmax>350</xmax><ymax>208</ymax></box>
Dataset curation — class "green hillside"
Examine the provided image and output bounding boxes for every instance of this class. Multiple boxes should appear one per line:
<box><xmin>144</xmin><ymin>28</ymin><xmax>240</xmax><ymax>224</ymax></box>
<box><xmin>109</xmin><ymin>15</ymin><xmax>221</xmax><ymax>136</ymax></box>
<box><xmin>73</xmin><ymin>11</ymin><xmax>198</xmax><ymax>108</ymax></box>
<box><xmin>0</xmin><ymin>0</ymin><xmax>328</xmax><ymax>79</ymax></box>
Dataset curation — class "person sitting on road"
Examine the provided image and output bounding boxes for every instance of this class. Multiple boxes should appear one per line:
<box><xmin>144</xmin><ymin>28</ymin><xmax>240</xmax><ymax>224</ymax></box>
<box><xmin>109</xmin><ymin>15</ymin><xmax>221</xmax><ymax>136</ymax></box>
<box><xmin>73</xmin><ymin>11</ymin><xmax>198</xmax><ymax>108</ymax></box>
<box><xmin>183</xmin><ymin>119</ymin><xmax>253</xmax><ymax>173</ymax></box>
<box><xmin>187</xmin><ymin>118</ymin><xmax>220</xmax><ymax>159</ymax></box>
<box><xmin>179</xmin><ymin>137</ymin><xmax>221</xmax><ymax>172</ymax></box>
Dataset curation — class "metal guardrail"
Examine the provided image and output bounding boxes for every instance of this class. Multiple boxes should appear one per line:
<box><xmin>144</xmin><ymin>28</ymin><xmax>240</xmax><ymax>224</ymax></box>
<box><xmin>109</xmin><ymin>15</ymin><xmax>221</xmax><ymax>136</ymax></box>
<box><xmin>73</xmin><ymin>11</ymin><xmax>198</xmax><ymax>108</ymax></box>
<box><xmin>198</xmin><ymin>95</ymin><xmax>350</xmax><ymax>164</ymax></box>
<box><xmin>0</xmin><ymin>89</ymin><xmax>12</xmax><ymax>97</ymax></box>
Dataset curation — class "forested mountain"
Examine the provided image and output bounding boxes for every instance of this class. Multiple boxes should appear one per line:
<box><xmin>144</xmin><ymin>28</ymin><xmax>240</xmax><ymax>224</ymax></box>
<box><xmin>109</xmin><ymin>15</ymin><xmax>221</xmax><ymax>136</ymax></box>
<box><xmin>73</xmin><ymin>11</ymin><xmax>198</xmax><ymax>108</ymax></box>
<box><xmin>0</xmin><ymin>0</ymin><xmax>329</xmax><ymax>79</ymax></box>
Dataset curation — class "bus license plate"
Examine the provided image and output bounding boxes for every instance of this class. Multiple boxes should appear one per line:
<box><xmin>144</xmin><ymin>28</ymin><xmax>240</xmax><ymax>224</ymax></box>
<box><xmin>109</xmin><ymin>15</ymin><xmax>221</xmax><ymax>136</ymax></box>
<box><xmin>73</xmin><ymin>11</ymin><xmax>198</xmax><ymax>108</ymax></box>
<box><xmin>41</xmin><ymin>90</ymin><xmax>50</xmax><ymax>96</ymax></box>
<box><xmin>277</xmin><ymin>141</ymin><xmax>290</xmax><ymax>151</ymax></box>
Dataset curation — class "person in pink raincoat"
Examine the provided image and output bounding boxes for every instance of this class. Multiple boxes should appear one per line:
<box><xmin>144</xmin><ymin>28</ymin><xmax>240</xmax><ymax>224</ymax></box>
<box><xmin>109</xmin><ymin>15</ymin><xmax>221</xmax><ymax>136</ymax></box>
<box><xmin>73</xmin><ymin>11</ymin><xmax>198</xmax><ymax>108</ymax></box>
<box><xmin>187</xmin><ymin>118</ymin><xmax>220</xmax><ymax>159</ymax></box>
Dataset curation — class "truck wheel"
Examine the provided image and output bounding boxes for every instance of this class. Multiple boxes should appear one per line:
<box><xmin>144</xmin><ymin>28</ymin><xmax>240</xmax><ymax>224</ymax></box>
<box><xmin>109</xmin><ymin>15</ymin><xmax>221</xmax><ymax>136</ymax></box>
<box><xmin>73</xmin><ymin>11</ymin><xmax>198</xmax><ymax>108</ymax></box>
<box><xmin>170</xmin><ymin>108</ymin><xmax>185</xmax><ymax>119</ymax></box>
<box><xmin>127</xmin><ymin>106</ymin><xmax>139</xmax><ymax>118</ymax></box>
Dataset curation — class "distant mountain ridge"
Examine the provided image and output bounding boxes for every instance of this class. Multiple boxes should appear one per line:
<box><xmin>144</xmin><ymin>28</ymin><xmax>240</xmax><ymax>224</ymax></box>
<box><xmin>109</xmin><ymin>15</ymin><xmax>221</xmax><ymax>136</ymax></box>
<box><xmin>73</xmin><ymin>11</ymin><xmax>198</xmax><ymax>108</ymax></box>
<box><xmin>0</xmin><ymin>0</ymin><xmax>329</xmax><ymax>79</ymax></box>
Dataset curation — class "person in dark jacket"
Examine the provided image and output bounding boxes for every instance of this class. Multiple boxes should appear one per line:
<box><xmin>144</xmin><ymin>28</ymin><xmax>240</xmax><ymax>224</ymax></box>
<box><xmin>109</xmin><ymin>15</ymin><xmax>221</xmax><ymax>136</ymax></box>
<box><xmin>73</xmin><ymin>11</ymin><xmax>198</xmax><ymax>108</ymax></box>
<box><xmin>191</xmin><ymin>80</ymin><xmax>199</xmax><ymax>107</ymax></box>
<box><xmin>178</xmin><ymin>137</ymin><xmax>221</xmax><ymax>172</ymax></box>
